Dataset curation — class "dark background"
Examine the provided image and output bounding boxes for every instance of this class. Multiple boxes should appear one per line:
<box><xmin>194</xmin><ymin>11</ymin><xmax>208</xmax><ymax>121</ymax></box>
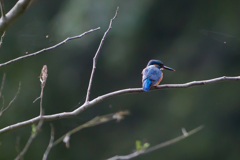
<box><xmin>1</xmin><ymin>0</ymin><xmax>240</xmax><ymax>159</ymax></box>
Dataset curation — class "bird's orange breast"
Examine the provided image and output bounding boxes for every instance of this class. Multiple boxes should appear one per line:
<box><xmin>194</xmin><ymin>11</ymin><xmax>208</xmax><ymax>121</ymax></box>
<box><xmin>154</xmin><ymin>72</ymin><xmax>163</xmax><ymax>86</ymax></box>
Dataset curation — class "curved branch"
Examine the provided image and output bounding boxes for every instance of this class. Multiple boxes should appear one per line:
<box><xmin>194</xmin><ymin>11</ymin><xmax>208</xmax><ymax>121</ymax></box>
<box><xmin>0</xmin><ymin>0</ymin><xmax>33</xmax><ymax>35</ymax></box>
<box><xmin>0</xmin><ymin>75</ymin><xmax>239</xmax><ymax>135</ymax></box>
<box><xmin>0</xmin><ymin>27</ymin><xmax>100</xmax><ymax>67</ymax></box>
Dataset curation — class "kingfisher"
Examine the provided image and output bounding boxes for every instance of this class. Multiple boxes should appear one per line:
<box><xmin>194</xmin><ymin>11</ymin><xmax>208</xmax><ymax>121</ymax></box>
<box><xmin>142</xmin><ymin>59</ymin><xmax>175</xmax><ymax>91</ymax></box>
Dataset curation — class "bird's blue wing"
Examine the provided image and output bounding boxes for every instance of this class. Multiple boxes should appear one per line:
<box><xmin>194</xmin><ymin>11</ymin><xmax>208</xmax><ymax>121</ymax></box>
<box><xmin>142</xmin><ymin>78</ymin><xmax>151</xmax><ymax>91</ymax></box>
<box><xmin>142</xmin><ymin>66</ymin><xmax>161</xmax><ymax>85</ymax></box>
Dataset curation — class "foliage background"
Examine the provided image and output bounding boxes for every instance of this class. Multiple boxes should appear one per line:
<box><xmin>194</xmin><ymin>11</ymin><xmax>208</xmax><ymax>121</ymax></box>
<box><xmin>1</xmin><ymin>0</ymin><xmax>240</xmax><ymax>159</ymax></box>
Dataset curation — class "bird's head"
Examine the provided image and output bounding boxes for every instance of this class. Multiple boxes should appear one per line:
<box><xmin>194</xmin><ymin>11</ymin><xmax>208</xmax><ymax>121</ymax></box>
<box><xmin>147</xmin><ymin>59</ymin><xmax>175</xmax><ymax>71</ymax></box>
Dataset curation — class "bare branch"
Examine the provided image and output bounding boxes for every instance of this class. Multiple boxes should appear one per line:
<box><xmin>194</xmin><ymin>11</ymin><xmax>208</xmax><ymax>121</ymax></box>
<box><xmin>0</xmin><ymin>75</ymin><xmax>239</xmax><ymax>135</ymax></box>
<box><xmin>3</xmin><ymin>82</ymin><xmax>21</xmax><ymax>112</ymax></box>
<box><xmin>16</xmin><ymin>65</ymin><xmax>48</xmax><ymax>160</ymax></box>
<box><xmin>42</xmin><ymin>124</ymin><xmax>55</xmax><ymax>160</ymax></box>
<box><xmin>0</xmin><ymin>95</ymin><xmax>4</xmax><ymax>114</ymax></box>
<box><xmin>14</xmin><ymin>117</ymin><xmax>44</xmax><ymax>160</ymax></box>
<box><xmin>0</xmin><ymin>27</ymin><xmax>100</xmax><ymax>67</ymax></box>
<box><xmin>33</xmin><ymin>65</ymin><xmax>48</xmax><ymax>104</ymax></box>
<box><xmin>15</xmin><ymin>136</ymin><xmax>21</xmax><ymax>159</ymax></box>
<box><xmin>0</xmin><ymin>81</ymin><xmax>21</xmax><ymax>116</ymax></box>
<box><xmin>0</xmin><ymin>73</ymin><xmax>5</xmax><ymax>98</ymax></box>
<box><xmin>0</xmin><ymin>0</ymin><xmax>34</xmax><ymax>36</ymax></box>
<box><xmin>41</xmin><ymin>111</ymin><xmax>128</xmax><ymax>159</ymax></box>
<box><xmin>107</xmin><ymin>125</ymin><xmax>204</xmax><ymax>160</ymax></box>
<box><xmin>0</xmin><ymin>73</ymin><xmax>5</xmax><ymax>114</ymax></box>
<box><xmin>39</xmin><ymin>65</ymin><xmax>48</xmax><ymax>116</ymax></box>
<box><xmin>0</xmin><ymin>0</ymin><xmax>5</xmax><ymax>18</ymax></box>
<box><xmin>0</xmin><ymin>30</ymin><xmax>5</xmax><ymax>47</ymax></box>
<box><xmin>33</xmin><ymin>96</ymin><xmax>40</xmax><ymax>103</ymax></box>
<box><xmin>85</xmin><ymin>7</ymin><xmax>119</xmax><ymax>103</ymax></box>
<box><xmin>53</xmin><ymin>111</ymin><xmax>129</xmax><ymax>147</ymax></box>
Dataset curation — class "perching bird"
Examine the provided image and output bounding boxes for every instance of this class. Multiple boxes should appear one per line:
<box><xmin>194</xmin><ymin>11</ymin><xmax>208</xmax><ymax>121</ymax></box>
<box><xmin>142</xmin><ymin>60</ymin><xmax>175</xmax><ymax>91</ymax></box>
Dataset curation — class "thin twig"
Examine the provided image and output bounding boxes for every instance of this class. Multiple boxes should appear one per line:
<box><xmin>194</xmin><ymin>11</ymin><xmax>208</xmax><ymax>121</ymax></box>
<box><xmin>42</xmin><ymin>124</ymin><xmax>55</xmax><ymax>160</ymax></box>
<box><xmin>39</xmin><ymin>87</ymin><xmax>44</xmax><ymax>115</ymax></box>
<box><xmin>3</xmin><ymin>82</ymin><xmax>21</xmax><ymax>112</ymax></box>
<box><xmin>0</xmin><ymin>73</ymin><xmax>5</xmax><ymax>114</ymax></box>
<box><xmin>33</xmin><ymin>96</ymin><xmax>40</xmax><ymax>103</ymax></box>
<box><xmin>14</xmin><ymin>116</ymin><xmax>44</xmax><ymax>160</ymax></box>
<box><xmin>0</xmin><ymin>73</ymin><xmax>5</xmax><ymax>98</ymax></box>
<box><xmin>0</xmin><ymin>95</ymin><xmax>4</xmax><ymax>114</ymax></box>
<box><xmin>85</xmin><ymin>7</ymin><xmax>119</xmax><ymax>103</ymax></box>
<box><xmin>0</xmin><ymin>0</ymin><xmax>5</xmax><ymax>18</ymax></box>
<box><xmin>107</xmin><ymin>125</ymin><xmax>204</xmax><ymax>160</ymax></box>
<box><xmin>0</xmin><ymin>27</ymin><xmax>100</xmax><ymax>68</ymax></box>
<box><xmin>0</xmin><ymin>31</ymin><xmax>5</xmax><ymax>47</ymax></box>
<box><xmin>0</xmin><ymin>82</ymin><xmax>21</xmax><ymax>116</ymax></box>
<box><xmin>53</xmin><ymin>111</ymin><xmax>129</xmax><ymax>147</ymax></box>
<box><xmin>0</xmin><ymin>75</ymin><xmax>239</xmax><ymax>135</ymax></box>
<box><xmin>15</xmin><ymin>136</ymin><xmax>21</xmax><ymax>159</ymax></box>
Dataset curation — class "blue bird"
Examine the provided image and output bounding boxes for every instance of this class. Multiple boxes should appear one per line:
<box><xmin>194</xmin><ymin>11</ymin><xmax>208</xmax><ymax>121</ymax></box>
<box><xmin>142</xmin><ymin>60</ymin><xmax>175</xmax><ymax>91</ymax></box>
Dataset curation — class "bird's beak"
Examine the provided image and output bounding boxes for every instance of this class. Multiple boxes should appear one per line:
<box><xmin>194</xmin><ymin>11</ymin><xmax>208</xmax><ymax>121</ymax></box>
<box><xmin>163</xmin><ymin>65</ymin><xmax>175</xmax><ymax>71</ymax></box>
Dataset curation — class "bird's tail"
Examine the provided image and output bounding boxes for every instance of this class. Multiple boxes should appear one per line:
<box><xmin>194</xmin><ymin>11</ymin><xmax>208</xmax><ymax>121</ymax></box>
<box><xmin>142</xmin><ymin>78</ymin><xmax>151</xmax><ymax>91</ymax></box>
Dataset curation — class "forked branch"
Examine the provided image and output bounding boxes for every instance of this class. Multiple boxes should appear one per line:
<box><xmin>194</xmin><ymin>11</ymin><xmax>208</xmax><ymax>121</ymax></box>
<box><xmin>0</xmin><ymin>0</ymin><xmax>33</xmax><ymax>35</ymax></box>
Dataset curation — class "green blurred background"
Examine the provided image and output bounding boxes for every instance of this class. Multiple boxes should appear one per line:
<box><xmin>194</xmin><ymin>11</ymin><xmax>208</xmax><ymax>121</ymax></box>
<box><xmin>1</xmin><ymin>0</ymin><xmax>240</xmax><ymax>159</ymax></box>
